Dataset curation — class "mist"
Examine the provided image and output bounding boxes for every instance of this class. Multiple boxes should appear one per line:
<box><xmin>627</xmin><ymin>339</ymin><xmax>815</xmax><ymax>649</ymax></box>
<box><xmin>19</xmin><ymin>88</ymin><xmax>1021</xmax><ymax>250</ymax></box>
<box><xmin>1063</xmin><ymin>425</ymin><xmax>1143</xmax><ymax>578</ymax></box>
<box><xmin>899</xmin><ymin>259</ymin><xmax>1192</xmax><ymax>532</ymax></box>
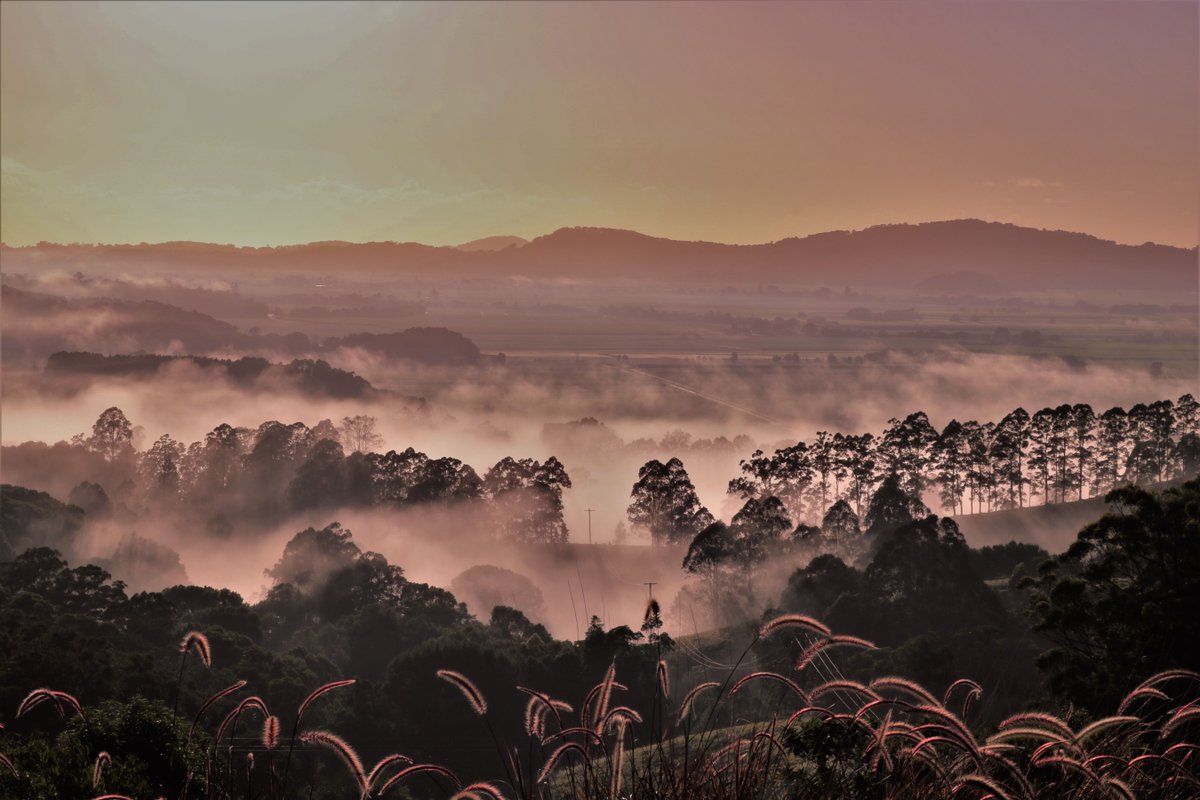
<box><xmin>4</xmin><ymin>341</ymin><xmax>1191</xmax><ymax>643</ymax></box>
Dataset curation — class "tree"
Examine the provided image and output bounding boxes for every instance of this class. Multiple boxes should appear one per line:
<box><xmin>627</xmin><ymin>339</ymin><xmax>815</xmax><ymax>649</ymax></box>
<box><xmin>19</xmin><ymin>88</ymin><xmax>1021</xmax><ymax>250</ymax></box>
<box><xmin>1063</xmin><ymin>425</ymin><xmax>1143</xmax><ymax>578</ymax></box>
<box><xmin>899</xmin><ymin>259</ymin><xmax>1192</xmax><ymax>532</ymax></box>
<box><xmin>1025</xmin><ymin>479</ymin><xmax>1200</xmax><ymax>712</ymax></box>
<box><xmin>0</xmin><ymin>547</ymin><xmax>127</xmax><ymax>616</ymax></box>
<box><xmin>783</xmin><ymin>554</ymin><xmax>862</xmax><ymax>619</ymax></box>
<box><xmin>0</xmin><ymin>485</ymin><xmax>85</xmax><ymax>561</ymax></box>
<box><xmin>840</xmin><ymin>433</ymin><xmax>878</xmax><ymax>517</ymax></box>
<box><xmin>820</xmin><ymin>500</ymin><xmax>864</xmax><ymax>563</ymax></box>
<box><xmin>369</xmin><ymin>448</ymin><xmax>483</xmax><ymax>507</ymax></box>
<box><xmin>96</xmin><ymin>533</ymin><xmax>188</xmax><ymax>593</ymax></box>
<box><xmin>808</xmin><ymin>432</ymin><xmax>836</xmax><ymax>516</ymax></box>
<box><xmin>489</xmin><ymin>605</ymin><xmax>551</xmax><ymax>642</ymax></box>
<box><xmin>863</xmin><ymin>474</ymin><xmax>928</xmax><ymax>538</ymax></box>
<box><xmin>368</xmin><ymin>448</ymin><xmax>432</xmax><ymax>505</ymax></box>
<box><xmin>640</xmin><ymin>597</ymin><xmax>673</xmax><ymax>651</ymax></box>
<box><xmin>1068</xmin><ymin>404</ymin><xmax>1096</xmax><ymax>501</ymax></box>
<box><xmin>728</xmin><ymin>443</ymin><xmax>812</xmax><ymax>523</ymax></box>
<box><xmin>189</xmin><ymin>423</ymin><xmax>245</xmax><ymax>500</ymax></box>
<box><xmin>963</xmin><ymin>421</ymin><xmax>995</xmax><ymax>513</ymax></box>
<box><xmin>241</xmin><ymin>421</ymin><xmax>309</xmax><ymax>517</ymax></box>
<box><xmin>1176</xmin><ymin>432</ymin><xmax>1200</xmax><ymax>477</ymax></box>
<box><xmin>138</xmin><ymin>434</ymin><xmax>184</xmax><ymax>496</ymax></box>
<box><xmin>67</xmin><ymin>481</ymin><xmax>111</xmax><ymax>517</ymax></box>
<box><xmin>1046</xmin><ymin>405</ymin><xmax>1074</xmax><ymax>504</ymax></box>
<box><xmin>878</xmin><ymin>412</ymin><xmax>938</xmax><ymax>500</ymax></box>
<box><xmin>88</xmin><ymin>407</ymin><xmax>134</xmax><ymax>462</ymax></box>
<box><xmin>287</xmin><ymin>438</ymin><xmax>349</xmax><ymax>510</ymax></box>
<box><xmin>483</xmin><ymin>457</ymin><xmax>572</xmax><ymax>544</ymax></box>
<box><xmin>682</xmin><ymin>522</ymin><xmax>736</xmax><ymax>626</ymax></box>
<box><xmin>1126</xmin><ymin>400</ymin><xmax>1175</xmax><ymax>483</ymax></box>
<box><xmin>1093</xmin><ymin>406</ymin><xmax>1128</xmax><ymax>495</ymax></box>
<box><xmin>1175</xmin><ymin>393</ymin><xmax>1199</xmax><ymax>439</ymax></box>
<box><xmin>1026</xmin><ymin>408</ymin><xmax>1054</xmax><ymax>505</ymax></box>
<box><xmin>339</xmin><ymin>415</ymin><xmax>384</xmax><ymax>454</ymax></box>
<box><xmin>0</xmin><ymin>697</ymin><xmax>204</xmax><ymax>799</ymax></box>
<box><xmin>451</xmin><ymin>565</ymin><xmax>545</xmax><ymax>621</ymax></box>
<box><xmin>932</xmin><ymin>420</ymin><xmax>969</xmax><ymax>515</ymax></box>
<box><xmin>828</xmin><ymin>516</ymin><xmax>1003</xmax><ymax>645</ymax></box>
<box><xmin>990</xmin><ymin>408</ymin><xmax>1030</xmax><ymax>509</ymax></box>
<box><xmin>628</xmin><ymin>458</ymin><xmax>714</xmax><ymax>546</ymax></box>
<box><xmin>266</xmin><ymin>522</ymin><xmax>361</xmax><ymax>593</ymax></box>
<box><xmin>729</xmin><ymin>496</ymin><xmax>792</xmax><ymax>600</ymax></box>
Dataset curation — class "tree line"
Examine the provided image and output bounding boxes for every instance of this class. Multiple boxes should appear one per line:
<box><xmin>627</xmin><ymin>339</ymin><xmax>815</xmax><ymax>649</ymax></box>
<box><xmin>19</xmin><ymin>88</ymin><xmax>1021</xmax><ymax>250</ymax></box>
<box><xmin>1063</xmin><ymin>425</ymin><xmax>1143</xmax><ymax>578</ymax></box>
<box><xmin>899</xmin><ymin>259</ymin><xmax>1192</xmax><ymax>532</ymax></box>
<box><xmin>42</xmin><ymin>409</ymin><xmax>573</xmax><ymax>545</ymax></box>
<box><xmin>727</xmin><ymin>394</ymin><xmax>1197</xmax><ymax>523</ymax></box>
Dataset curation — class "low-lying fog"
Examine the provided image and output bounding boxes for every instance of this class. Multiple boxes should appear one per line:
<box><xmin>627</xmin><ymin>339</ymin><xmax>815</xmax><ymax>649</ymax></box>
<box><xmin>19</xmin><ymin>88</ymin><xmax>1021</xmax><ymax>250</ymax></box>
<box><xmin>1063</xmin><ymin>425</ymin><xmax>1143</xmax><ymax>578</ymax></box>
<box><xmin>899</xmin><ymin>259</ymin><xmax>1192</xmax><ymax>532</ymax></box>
<box><xmin>3</xmin><ymin>345</ymin><xmax>1192</xmax><ymax>640</ymax></box>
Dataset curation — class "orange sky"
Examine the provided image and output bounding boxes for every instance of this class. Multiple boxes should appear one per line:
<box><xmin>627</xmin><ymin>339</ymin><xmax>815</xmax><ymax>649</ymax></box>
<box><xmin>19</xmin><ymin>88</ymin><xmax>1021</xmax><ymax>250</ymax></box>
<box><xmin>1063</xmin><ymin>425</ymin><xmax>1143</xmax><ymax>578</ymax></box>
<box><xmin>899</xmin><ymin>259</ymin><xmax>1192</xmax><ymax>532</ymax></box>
<box><xmin>1</xmin><ymin>1</ymin><xmax>1197</xmax><ymax>248</ymax></box>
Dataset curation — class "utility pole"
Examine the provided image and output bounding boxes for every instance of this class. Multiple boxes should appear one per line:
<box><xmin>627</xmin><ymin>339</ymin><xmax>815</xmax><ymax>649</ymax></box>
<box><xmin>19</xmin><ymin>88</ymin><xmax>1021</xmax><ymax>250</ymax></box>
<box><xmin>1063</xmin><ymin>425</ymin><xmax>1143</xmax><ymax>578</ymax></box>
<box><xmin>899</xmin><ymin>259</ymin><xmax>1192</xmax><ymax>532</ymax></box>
<box><xmin>644</xmin><ymin>581</ymin><xmax>657</xmax><ymax>601</ymax></box>
<box><xmin>585</xmin><ymin>508</ymin><xmax>595</xmax><ymax>545</ymax></box>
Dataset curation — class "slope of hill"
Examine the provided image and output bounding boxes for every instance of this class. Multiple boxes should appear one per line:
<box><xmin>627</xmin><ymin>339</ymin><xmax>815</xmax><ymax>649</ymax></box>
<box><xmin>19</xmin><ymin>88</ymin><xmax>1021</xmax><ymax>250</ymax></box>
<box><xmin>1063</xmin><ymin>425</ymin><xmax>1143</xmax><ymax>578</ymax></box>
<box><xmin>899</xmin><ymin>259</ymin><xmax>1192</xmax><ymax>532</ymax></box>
<box><xmin>2</xmin><ymin>219</ymin><xmax>1195</xmax><ymax>290</ymax></box>
<box><xmin>1</xmin><ymin>288</ymin><xmax>487</xmax><ymax>365</ymax></box>
<box><xmin>456</xmin><ymin>235</ymin><xmax>528</xmax><ymax>252</ymax></box>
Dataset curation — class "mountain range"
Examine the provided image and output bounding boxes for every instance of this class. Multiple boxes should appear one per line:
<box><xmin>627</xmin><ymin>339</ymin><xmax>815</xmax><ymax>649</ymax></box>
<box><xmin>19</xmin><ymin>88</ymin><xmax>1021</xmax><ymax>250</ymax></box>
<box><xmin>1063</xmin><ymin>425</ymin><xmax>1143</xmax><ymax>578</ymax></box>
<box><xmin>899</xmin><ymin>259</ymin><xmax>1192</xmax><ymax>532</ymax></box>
<box><xmin>2</xmin><ymin>220</ymin><xmax>1195</xmax><ymax>291</ymax></box>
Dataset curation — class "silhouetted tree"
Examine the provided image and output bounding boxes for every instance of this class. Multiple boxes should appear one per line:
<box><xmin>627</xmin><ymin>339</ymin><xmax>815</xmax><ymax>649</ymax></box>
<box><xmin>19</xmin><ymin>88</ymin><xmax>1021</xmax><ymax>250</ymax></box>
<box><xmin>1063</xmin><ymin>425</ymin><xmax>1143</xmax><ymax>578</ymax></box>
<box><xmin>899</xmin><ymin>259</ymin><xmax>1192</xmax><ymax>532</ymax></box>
<box><xmin>990</xmin><ymin>408</ymin><xmax>1029</xmax><ymax>508</ymax></box>
<box><xmin>1093</xmin><ymin>406</ymin><xmax>1129</xmax><ymax>494</ymax></box>
<box><xmin>839</xmin><ymin>433</ymin><xmax>878</xmax><ymax>517</ymax></box>
<box><xmin>1126</xmin><ymin>400</ymin><xmax>1174</xmax><ymax>483</ymax></box>
<box><xmin>1177</xmin><ymin>432</ymin><xmax>1200</xmax><ymax>477</ymax></box>
<box><xmin>138</xmin><ymin>434</ymin><xmax>184</xmax><ymax>496</ymax></box>
<box><xmin>1026</xmin><ymin>408</ymin><xmax>1054</xmax><ymax>504</ymax></box>
<box><xmin>682</xmin><ymin>522</ymin><xmax>736</xmax><ymax>626</ymax></box>
<box><xmin>266</xmin><ymin>522</ymin><xmax>360</xmax><ymax>593</ymax></box>
<box><xmin>1068</xmin><ymin>403</ymin><xmax>1096</xmax><ymax>501</ymax></box>
<box><xmin>1175</xmin><ymin>393</ymin><xmax>1199</xmax><ymax>439</ymax></box>
<box><xmin>864</xmin><ymin>474</ymin><xmax>928</xmax><ymax>537</ymax></box>
<box><xmin>628</xmin><ymin>458</ymin><xmax>714</xmax><ymax>546</ymax></box>
<box><xmin>1025</xmin><ymin>479</ymin><xmax>1200</xmax><ymax>712</ymax></box>
<box><xmin>728</xmin><ymin>443</ymin><xmax>812</xmax><ymax>522</ymax></box>
<box><xmin>68</xmin><ymin>481</ymin><xmax>111</xmax><ymax>517</ymax></box>
<box><xmin>878</xmin><ymin>412</ymin><xmax>938</xmax><ymax>499</ymax></box>
<box><xmin>820</xmin><ymin>500</ymin><xmax>864</xmax><ymax>564</ymax></box>
<box><xmin>729</xmin><ymin>496</ymin><xmax>792</xmax><ymax>600</ymax></box>
<box><xmin>783</xmin><ymin>554</ymin><xmax>862</xmax><ymax>620</ymax></box>
<box><xmin>483</xmin><ymin>457</ymin><xmax>572</xmax><ymax>544</ymax></box>
<box><xmin>339</xmin><ymin>415</ymin><xmax>383</xmax><ymax>454</ymax></box>
<box><xmin>88</xmin><ymin>407</ymin><xmax>134</xmax><ymax>462</ymax></box>
<box><xmin>933</xmin><ymin>420</ymin><xmax>969</xmax><ymax>515</ymax></box>
<box><xmin>287</xmin><ymin>438</ymin><xmax>348</xmax><ymax>510</ymax></box>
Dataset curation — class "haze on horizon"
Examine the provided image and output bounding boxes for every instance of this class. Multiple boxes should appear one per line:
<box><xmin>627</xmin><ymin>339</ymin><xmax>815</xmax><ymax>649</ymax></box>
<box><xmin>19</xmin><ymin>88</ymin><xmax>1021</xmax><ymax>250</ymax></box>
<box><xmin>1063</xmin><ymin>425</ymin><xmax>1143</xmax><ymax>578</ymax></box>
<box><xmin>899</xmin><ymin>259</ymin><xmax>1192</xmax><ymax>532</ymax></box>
<box><xmin>2</xmin><ymin>0</ymin><xmax>1197</xmax><ymax>250</ymax></box>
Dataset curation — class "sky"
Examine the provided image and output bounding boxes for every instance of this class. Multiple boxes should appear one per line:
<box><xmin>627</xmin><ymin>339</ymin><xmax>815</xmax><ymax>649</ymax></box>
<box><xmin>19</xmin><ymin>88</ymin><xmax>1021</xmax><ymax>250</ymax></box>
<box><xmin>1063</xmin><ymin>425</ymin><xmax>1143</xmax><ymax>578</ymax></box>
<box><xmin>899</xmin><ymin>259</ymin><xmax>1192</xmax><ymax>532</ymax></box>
<box><xmin>1</xmin><ymin>1</ymin><xmax>1197</xmax><ymax>248</ymax></box>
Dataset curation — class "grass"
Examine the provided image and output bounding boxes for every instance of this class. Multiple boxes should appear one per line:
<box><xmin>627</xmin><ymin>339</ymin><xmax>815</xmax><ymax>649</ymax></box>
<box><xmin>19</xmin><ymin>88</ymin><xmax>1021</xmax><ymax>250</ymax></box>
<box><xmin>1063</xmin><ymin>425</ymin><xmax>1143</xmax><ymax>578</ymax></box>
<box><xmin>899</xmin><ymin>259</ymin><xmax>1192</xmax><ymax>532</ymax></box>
<box><xmin>4</xmin><ymin>614</ymin><xmax>1196</xmax><ymax>799</ymax></box>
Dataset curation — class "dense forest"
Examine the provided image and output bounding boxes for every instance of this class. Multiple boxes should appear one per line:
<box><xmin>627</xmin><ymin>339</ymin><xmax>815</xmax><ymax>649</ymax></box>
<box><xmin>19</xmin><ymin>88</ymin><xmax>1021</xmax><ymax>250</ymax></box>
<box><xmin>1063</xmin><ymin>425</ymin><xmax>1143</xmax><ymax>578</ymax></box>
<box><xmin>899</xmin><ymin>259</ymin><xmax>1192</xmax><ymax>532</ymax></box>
<box><xmin>0</xmin><ymin>476</ymin><xmax>1196</xmax><ymax>798</ymax></box>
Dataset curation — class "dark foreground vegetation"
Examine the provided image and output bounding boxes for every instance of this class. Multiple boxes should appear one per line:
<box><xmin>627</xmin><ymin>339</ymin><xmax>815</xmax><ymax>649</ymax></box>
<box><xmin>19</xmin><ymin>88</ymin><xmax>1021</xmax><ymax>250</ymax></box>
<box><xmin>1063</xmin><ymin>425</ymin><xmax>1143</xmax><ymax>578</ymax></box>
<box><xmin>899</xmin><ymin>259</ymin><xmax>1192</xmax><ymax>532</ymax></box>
<box><xmin>0</xmin><ymin>477</ymin><xmax>1196</xmax><ymax>798</ymax></box>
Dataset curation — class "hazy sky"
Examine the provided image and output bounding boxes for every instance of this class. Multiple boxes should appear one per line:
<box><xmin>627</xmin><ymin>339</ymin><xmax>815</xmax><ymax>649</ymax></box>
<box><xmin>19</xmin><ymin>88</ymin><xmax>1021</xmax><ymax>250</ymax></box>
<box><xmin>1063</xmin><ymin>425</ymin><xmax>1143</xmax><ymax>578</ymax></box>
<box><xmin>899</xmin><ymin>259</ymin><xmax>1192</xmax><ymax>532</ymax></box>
<box><xmin>1</xmin><ymin>1</ymin><xmax>1197</xmax><ymax>247</ymax></box>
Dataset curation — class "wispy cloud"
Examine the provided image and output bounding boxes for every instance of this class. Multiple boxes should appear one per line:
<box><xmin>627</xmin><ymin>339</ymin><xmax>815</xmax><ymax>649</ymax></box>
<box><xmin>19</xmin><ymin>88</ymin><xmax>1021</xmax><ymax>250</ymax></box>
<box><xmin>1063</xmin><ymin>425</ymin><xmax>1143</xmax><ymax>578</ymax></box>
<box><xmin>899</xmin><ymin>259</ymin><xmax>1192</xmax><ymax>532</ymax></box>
<box><xmin>981</xmin><ymin>177</ymin><xmax>1065</xmax><ymax>189</ymax></box>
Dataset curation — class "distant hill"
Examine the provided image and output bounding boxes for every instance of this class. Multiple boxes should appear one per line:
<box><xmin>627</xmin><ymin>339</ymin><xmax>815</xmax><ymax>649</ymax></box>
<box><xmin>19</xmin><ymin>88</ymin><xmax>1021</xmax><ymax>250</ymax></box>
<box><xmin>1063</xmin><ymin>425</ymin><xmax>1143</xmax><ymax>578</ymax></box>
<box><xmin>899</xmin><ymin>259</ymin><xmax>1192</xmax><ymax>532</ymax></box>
<box><xmin>1</xmin><ymin>287</ymin><xmax>248</xmax><ymax>360</ymax></box>
<box><xmin>2</xmin><ymin>219</ymin><xmax>1195</xmax><ymax>291</ymax></box>
<box><xmin>46</xmin><ymin>351</ymin><xmax>379</xmax><ymax>399</ymax></box>
<box><xmin>324</xmin><ymin>328</ymin><xmax>482</xmax><ymax>365</ymax></box>
<box><xmin>2</xmin><ymin>288</ymin><xmax>485</xmax><ymax>365</ymax></box>
<box><xmin>455</xmin><ymin>235</ymin><xmax>528</xmax><ymax>252</ymax></box>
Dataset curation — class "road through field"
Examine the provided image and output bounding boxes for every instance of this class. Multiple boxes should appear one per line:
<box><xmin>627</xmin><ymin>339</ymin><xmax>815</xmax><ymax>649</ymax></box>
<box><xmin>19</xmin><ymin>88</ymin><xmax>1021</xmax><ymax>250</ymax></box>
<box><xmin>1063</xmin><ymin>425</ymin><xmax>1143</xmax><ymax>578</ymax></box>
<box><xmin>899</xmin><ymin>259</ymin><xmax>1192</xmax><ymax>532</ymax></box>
<box><xmin>608</xmin><ymin>357</ymin><xmax>782</xmax><ymax>426</ymax></box>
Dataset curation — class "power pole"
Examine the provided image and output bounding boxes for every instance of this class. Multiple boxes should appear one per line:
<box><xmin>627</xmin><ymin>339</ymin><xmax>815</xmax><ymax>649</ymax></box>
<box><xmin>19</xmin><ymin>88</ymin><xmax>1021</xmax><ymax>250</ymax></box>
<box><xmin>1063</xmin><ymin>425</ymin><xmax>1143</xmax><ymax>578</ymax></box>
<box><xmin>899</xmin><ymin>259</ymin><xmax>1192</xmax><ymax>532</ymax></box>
<box><xmin>585</xmin><ymin>508</ymin><xmax>595</xmax><ymax>545</ymax></box>
<box><xmin>644</xmin><ymin>581</ymin><xmax>657</xmax><ymax>601</ymax></box>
